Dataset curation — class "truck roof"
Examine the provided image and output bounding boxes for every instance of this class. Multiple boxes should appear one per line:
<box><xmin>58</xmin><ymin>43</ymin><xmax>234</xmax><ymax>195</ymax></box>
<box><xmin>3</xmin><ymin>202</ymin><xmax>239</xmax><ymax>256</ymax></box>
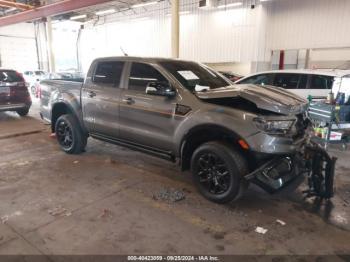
<box><xmin>93</xmin><ymin>56</ymin><xmax>196</xmax><ymax>64</ymax></box>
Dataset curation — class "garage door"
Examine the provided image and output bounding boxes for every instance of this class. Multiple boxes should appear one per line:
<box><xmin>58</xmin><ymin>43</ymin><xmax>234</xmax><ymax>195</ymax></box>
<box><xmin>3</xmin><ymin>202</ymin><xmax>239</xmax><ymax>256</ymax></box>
<box><xmin>0</xmin><ymin>35</ymin><xmax>38</xmax><ymax>71</ymax></box>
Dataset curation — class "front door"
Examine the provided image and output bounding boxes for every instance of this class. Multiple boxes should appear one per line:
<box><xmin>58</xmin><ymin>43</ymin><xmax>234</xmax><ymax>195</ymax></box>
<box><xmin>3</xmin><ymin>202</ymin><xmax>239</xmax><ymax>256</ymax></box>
<box><xmin>82</xmin><ymin>60</ymin><xmax>126</xmax><ymax>138</ymax></box>
<box><xmin>119</xmin><ymin>62</ymin><xmax>178</xmax><ymax>152</ymax></box>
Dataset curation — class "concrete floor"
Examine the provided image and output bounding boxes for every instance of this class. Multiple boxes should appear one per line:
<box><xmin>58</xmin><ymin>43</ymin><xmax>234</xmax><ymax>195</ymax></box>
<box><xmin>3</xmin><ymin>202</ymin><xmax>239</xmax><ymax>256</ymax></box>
<box><xmin>0</xmin><ymin>100</ymin><xmax>350</xmax><ymax>258</ymax></box>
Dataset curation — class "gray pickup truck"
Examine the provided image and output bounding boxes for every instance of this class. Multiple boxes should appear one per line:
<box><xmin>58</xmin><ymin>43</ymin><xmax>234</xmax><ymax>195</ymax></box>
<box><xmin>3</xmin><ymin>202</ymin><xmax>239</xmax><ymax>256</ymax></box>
<box><xmin>40</xmin><ymin>57</ymin><xmax>335</xmax><ymax>203</ymax></box>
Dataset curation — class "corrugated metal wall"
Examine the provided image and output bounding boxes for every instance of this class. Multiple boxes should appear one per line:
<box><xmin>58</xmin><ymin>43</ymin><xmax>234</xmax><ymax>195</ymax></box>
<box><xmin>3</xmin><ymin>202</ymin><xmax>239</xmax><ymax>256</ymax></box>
<box><xmin>179</xmin><ymin>0</ymin><xmax>263</xmax><ymax>63</ymax></box>
<box><xmin>80</xmin><ymin>0</ymin><xmax>264</xmax><ymax>70</ymax></box>
<box><xmin>79</xmin><ymin>0</ymin><xmax>350</xmax><ymax>72</ymax></box>
<box><xmin>266</xmin><ymin>0</ymin><xmax>350</xmax><ymax>50</ymax></box>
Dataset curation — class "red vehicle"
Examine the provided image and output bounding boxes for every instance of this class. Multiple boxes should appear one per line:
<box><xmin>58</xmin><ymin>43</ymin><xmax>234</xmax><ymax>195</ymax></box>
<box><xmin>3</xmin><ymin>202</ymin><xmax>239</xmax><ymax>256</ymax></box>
<box><xmin>0</xmin><ymin>69</ymin><xmax>32</xmax><ymax>116</ymax></box>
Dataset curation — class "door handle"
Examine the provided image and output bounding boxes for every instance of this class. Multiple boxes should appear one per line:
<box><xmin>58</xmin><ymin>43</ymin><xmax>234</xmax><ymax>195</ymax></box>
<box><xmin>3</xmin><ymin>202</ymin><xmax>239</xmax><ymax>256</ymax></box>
<box><xmin>88</xmin><ymin>91</ymin><xmax>96</xmax><ymax>98</ymax></box>
<box><xmin>122</xmin><ymin>97</ymin><xmax>135</xmax><ymax>105</ymax></box>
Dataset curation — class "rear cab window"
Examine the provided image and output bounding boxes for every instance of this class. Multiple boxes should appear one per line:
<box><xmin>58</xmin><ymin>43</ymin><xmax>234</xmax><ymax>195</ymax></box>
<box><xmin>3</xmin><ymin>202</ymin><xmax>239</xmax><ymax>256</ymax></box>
<box><xmin>93</xmin><ymin>61</ymin><xmax>125</xmax><ymax>87</ymax></box>
<box><xmin>0</xmin><ymin>70</ymin><xmax>23</xmax><ymax>83</ymax></box>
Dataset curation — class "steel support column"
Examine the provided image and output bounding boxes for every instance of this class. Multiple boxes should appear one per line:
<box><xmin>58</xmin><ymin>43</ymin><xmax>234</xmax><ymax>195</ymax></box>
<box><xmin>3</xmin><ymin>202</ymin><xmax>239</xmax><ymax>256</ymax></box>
<box><xmin>171</xmin><ymin>0</ymin><xmax>179</xmax><ymax>58</ymax></box>
<box><xmin>45</xmin><ymin>17</ymin><xmax>55</xmax><ymax>72</ymax></box>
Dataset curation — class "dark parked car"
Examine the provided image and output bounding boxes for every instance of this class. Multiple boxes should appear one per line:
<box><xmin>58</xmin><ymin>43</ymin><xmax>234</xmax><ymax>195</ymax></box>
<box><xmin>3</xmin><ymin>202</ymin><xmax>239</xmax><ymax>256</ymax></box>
<box><xmin>0</xmin><ymin>69</ymin><xmax>32</xmax><ymax>116</ymax></box>
<box><xmin>39</xmin><ymin>57</ymin><xmax>335</xmax><ymax>203</ymax></box>
<box><xmin>219</xmin><ymin>71</ymin><xmax>243</xmax><ymax>82</ymax></box>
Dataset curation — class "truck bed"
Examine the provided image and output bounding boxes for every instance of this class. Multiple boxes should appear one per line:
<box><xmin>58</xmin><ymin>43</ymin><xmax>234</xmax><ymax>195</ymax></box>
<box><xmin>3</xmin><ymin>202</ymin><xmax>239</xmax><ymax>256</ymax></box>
<box><xmin>39</xmin><ymin>79</ymin><xmax>83</xmax><ymax>123</ymax></box>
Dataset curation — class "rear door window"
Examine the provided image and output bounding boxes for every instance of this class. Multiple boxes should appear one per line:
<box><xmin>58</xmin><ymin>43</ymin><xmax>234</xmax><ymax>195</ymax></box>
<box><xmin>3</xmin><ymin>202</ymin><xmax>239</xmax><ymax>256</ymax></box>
<box><xmin>273</xmin><ymin>74</ymin><xmax>300</xmax><ymax>89</ymax></box>
<box><xmin>0</xmin><ymin>70</ymin><xmax>23</xmax><ymax>83</ymax></box>
<box><xmin>298</xmin><ymin>74</ymin><xmax>308</xmax><ymax>89</ymax></box>
<box><xmin>309</xmin><ymin>75</ymin><xmax>333</xmax><ymax>89</ymax></box>
<box><xmin>238</xmin><ymin>73</ymin><xmax>274</xmax><ymax>85</ymax></box>
<box><xmin>128</xmin><ymin>63</ymin><xmax>168</xmax><ymax>92</ymax></box>
<box><xmin>93</xmin><ymin>61</ymin><xmax>125</xmax><ymax>87</ymax></box>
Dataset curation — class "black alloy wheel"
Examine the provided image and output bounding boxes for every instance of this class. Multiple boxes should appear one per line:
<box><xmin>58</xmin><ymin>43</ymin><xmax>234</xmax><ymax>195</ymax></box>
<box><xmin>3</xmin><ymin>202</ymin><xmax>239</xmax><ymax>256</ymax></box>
<box><xmin>197</xmin><ymin>152</ymin><xmax>231</xmax><ymax>195</ymax></box>
<box><xmin>191</xmin><ymin>141</ymin><xmax>248</xmax><ymax>203</ymax></box>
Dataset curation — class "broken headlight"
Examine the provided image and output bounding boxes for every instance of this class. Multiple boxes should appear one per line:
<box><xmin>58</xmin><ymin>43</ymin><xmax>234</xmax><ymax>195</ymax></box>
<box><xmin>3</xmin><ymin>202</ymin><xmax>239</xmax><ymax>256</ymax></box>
<box><xmin>254</xmin><ymin>118</ymin><xmax>295</xmax><ymax>134</ymax></box>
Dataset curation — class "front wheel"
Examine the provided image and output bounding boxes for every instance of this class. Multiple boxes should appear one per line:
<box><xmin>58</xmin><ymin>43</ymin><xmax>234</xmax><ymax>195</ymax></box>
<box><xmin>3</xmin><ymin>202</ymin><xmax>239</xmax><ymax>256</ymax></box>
<box><xmin>55</xmin><ymin>114</ymin><xmax>87</xmax><ymax>154</ymax></box>
<box><xmin>191</xmin><ymin>141</ymin><xmax>248</xmax><ymax>203</ymax></box>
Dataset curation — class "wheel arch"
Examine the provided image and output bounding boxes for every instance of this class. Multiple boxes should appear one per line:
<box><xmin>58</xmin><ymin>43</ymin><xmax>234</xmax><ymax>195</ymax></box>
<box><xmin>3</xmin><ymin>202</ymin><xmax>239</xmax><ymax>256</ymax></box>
<box><xmin>51</xmin><ymin>102</ymin><xmax>80</xmax><ymax>133</ymax></box>
<box><xmin>180</xmin><ymin>124</ymin><xmax>254</xmax><ymax>171</ymax></box>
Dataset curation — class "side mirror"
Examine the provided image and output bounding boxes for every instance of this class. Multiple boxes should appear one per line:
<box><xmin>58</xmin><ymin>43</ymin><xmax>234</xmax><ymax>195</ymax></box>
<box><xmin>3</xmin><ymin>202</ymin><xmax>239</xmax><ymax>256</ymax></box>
<box><xmin>146</xmin><ymin>82</ymin><xmax>176</xmax><ymax>97</ymax></box>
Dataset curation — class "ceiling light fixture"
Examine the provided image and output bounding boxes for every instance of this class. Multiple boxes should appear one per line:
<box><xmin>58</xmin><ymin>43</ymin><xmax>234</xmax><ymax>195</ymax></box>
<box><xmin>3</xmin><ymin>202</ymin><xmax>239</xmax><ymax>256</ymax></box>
<box><xmin>131</xmin><ymin>1</ymin><xmax>158</xmax><ymax>8</ymax></box>
<box><xmin>217</xmin><ymin>2</ymin><xmax>243</xmax><ymax>8</ymax></box>
<box><xmin>95</xmin><ymin>9</ymin><xmax>116</xmax><ymax>16</ymax></box>
<box><xmin>70</xmin><ymin>14</ymin><xmax>87</xmax><ymax>20</ymax></box>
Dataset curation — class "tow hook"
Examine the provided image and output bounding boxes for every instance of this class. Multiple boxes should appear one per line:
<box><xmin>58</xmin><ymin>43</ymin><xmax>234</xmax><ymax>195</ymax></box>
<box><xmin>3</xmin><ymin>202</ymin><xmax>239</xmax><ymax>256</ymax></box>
<box><xmin>302</xmin><ymin>142</ymin><xmax>337</xmax><ymax>199</ymax></box>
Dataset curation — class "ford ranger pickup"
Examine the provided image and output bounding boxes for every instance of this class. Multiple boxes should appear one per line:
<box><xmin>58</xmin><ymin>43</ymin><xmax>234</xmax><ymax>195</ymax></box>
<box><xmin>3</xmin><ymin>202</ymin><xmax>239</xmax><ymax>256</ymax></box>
<box><xmin>39</xmin><ymin>57</ymin><xmax>336</xmax><ymax>203</ymax></box>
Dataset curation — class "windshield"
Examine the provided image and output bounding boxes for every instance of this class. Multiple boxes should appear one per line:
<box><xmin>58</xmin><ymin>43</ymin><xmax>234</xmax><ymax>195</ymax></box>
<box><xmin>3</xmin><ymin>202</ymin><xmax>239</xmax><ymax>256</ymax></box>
<box><xmin>159</xmin><ymin>61</ymin><xmax>230</xmax><ymax>92</ymax></box>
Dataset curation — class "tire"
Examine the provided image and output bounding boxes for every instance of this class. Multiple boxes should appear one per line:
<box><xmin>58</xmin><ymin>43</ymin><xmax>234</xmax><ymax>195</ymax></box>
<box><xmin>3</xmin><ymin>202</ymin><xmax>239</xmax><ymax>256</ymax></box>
<box><xmin>55</xmin><ymin>114</ymin><xmax>87</xmax><ymax>154</ymax></box>
<box><xmin>16</xmin><ymin>108</ymin><xmax>29</xmax><ymax>116</ymax></box>
<box><xmin>191</xmin><ymin>141</ymin><xmax>248</xmax><ymax>204</ymax></box>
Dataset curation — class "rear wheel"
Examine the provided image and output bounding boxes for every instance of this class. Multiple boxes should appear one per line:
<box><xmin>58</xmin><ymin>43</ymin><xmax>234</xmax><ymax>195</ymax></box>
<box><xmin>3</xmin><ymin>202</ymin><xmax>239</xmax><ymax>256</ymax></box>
<box><xmin>16</xmin><ymin>108</ymin><xmax>29</xmax><ymax>116</ymax></box>
<box><xmin>191</xmin><ymin>141</ymin><xmax>248</xmax><ymax>203</ymax></box>
<box><xmin>55</xmin><ymin>114</ymin><xmax>87</xmax><ymax>154</ymax></box>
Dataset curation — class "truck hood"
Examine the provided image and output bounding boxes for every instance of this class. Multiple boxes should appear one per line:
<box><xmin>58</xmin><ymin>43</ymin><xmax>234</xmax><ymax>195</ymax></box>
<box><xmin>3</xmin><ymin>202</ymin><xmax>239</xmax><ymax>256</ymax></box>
<box><xmin>196</xmin><ymin>84</ymin><xmax>308</xmax><ymax>115</ymax></box>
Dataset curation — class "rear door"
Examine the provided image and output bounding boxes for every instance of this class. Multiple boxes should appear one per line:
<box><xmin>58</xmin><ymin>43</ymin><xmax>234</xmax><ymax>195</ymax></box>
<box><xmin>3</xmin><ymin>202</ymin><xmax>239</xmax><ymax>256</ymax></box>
<box><xmin>82</xmin><ymin>60</ymin><xmax>126</xmax><ymax>138</ymax></box>
<box><xmin>119</xmin><ymin>62</ymin><xmax>178</xmax><ymax>151</ymax></box>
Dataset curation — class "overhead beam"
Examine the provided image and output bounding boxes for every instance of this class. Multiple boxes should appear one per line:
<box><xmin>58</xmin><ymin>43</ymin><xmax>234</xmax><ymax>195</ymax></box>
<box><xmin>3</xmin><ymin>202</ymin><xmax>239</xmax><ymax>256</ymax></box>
<box><xmin>0</xmin><ymin>0</ymin><xmax>114</xmax><ymax>27</ymax></box>
<box><xmin>0</xmin><ymin>0</ymin><xmax>33</xmax><ymax>11</ymax></box>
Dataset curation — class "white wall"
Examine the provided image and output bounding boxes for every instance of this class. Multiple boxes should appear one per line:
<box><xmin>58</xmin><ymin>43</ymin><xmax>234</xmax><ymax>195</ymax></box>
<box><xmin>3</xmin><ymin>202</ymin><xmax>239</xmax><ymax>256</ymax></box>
<box><xmin>71</xmin><ymin>0</ymin><xmax>350</xmax><ymax>73</ymax></box>
<box><xmin>266</xmin><ymin>0</ymin><xmax>350</xmax><ymax>50</ymax></box>
<box><xmin>80</xmin><ymin>0</ymin><xmax>266</xmax><ymax>72</ymax></box>
<box><xmin>0</xmin><ymin>23</ymin><xmax>38</xmax><ymax>71</ymax></box>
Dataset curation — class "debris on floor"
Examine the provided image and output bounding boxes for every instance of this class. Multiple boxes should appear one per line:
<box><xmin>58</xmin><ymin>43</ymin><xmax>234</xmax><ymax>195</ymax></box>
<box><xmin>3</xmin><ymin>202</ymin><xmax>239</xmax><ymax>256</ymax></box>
<box><xmin>99</xmin><ymin>209</ymin><xmax>113</xmax><ymax>219</ymax></box>
<box><xmin>276</xmin><ymin>219</ymin><xmax>286</xmax><ymax>226</ymax></box>
<box><xmin>105</xmin><ymin>157</ymin><xmax>117</xmax><ymax>165</ymax></box>
<box><xmin>48</xmin><ymin>206</ymin><xmax>72</xmax><ymax>217</ymax></box>
<box><xmin>73</xmin><ymin>160</ymin><xmax>79</xmax><ymax>164</ymax></box>
<box><xmin>255</xmin><ymin>226</ymin><xmax>268</xmax><ymax>234</ymax></box>
<box><xmin>152</xmin><ymin>188</ymin><xmax>186</xmax><ymax>203</ymax></box>
<box><xmin>1</xmin><ymin>211</ymin><xmax>23</xmax><ymax>223</ymax></box>
<box><xmin>1</xmin><ymin>216</ymin><xmax>8</xmax><ymax>224</ymax></box>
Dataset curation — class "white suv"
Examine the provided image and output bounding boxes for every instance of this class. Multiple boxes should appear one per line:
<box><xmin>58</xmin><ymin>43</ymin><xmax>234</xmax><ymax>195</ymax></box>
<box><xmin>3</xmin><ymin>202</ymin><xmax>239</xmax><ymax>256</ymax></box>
<box><xmin>23</xmin><ymin>70</ymin><xmax>48</xmax><ymax>94</ymax></box>
<box><xmin>235</xmin><ymin>69</ymin><xmax>350</xmax><ymax>99</ymax></box>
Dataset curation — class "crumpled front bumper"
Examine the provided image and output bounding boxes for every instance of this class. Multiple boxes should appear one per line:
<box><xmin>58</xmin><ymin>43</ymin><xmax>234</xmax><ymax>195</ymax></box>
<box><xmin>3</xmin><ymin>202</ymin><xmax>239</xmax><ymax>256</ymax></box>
<box><xmin>244</xmin><ymin>141</ymin><xmax>336</xmax><ymax>199</ymax></box>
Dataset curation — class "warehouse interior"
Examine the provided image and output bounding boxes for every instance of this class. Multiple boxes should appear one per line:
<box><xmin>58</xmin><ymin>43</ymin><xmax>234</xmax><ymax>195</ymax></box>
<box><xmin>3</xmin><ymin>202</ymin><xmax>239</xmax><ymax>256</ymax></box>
<box><xmin>0</xmin><ymin>0</ymin><xmax>350</xmax><ymax>260</ymax></box>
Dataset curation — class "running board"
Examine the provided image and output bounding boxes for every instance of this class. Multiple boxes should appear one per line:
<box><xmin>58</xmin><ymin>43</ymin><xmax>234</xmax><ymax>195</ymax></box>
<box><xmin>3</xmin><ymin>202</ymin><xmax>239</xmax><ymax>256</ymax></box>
<box><xmin>90</xmin><ymin>133</ymin><xmax>175</xmax><ymax>162</ymax></box>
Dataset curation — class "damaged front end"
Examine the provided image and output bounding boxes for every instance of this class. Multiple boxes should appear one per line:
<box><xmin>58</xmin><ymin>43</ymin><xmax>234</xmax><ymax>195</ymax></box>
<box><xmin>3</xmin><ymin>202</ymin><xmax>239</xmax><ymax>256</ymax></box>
<box><xmin>244</xmin><ymin>141</ymin><xmax>337</xmax><ymax>199</ymax></box>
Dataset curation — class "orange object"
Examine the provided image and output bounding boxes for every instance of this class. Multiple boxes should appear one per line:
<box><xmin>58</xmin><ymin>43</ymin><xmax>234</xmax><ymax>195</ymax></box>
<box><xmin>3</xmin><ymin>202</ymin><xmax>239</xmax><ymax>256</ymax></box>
<box><xmin>238</xmin><ymin>139</ymin><xmax>249</xmax><ymax>150</ymax></box>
